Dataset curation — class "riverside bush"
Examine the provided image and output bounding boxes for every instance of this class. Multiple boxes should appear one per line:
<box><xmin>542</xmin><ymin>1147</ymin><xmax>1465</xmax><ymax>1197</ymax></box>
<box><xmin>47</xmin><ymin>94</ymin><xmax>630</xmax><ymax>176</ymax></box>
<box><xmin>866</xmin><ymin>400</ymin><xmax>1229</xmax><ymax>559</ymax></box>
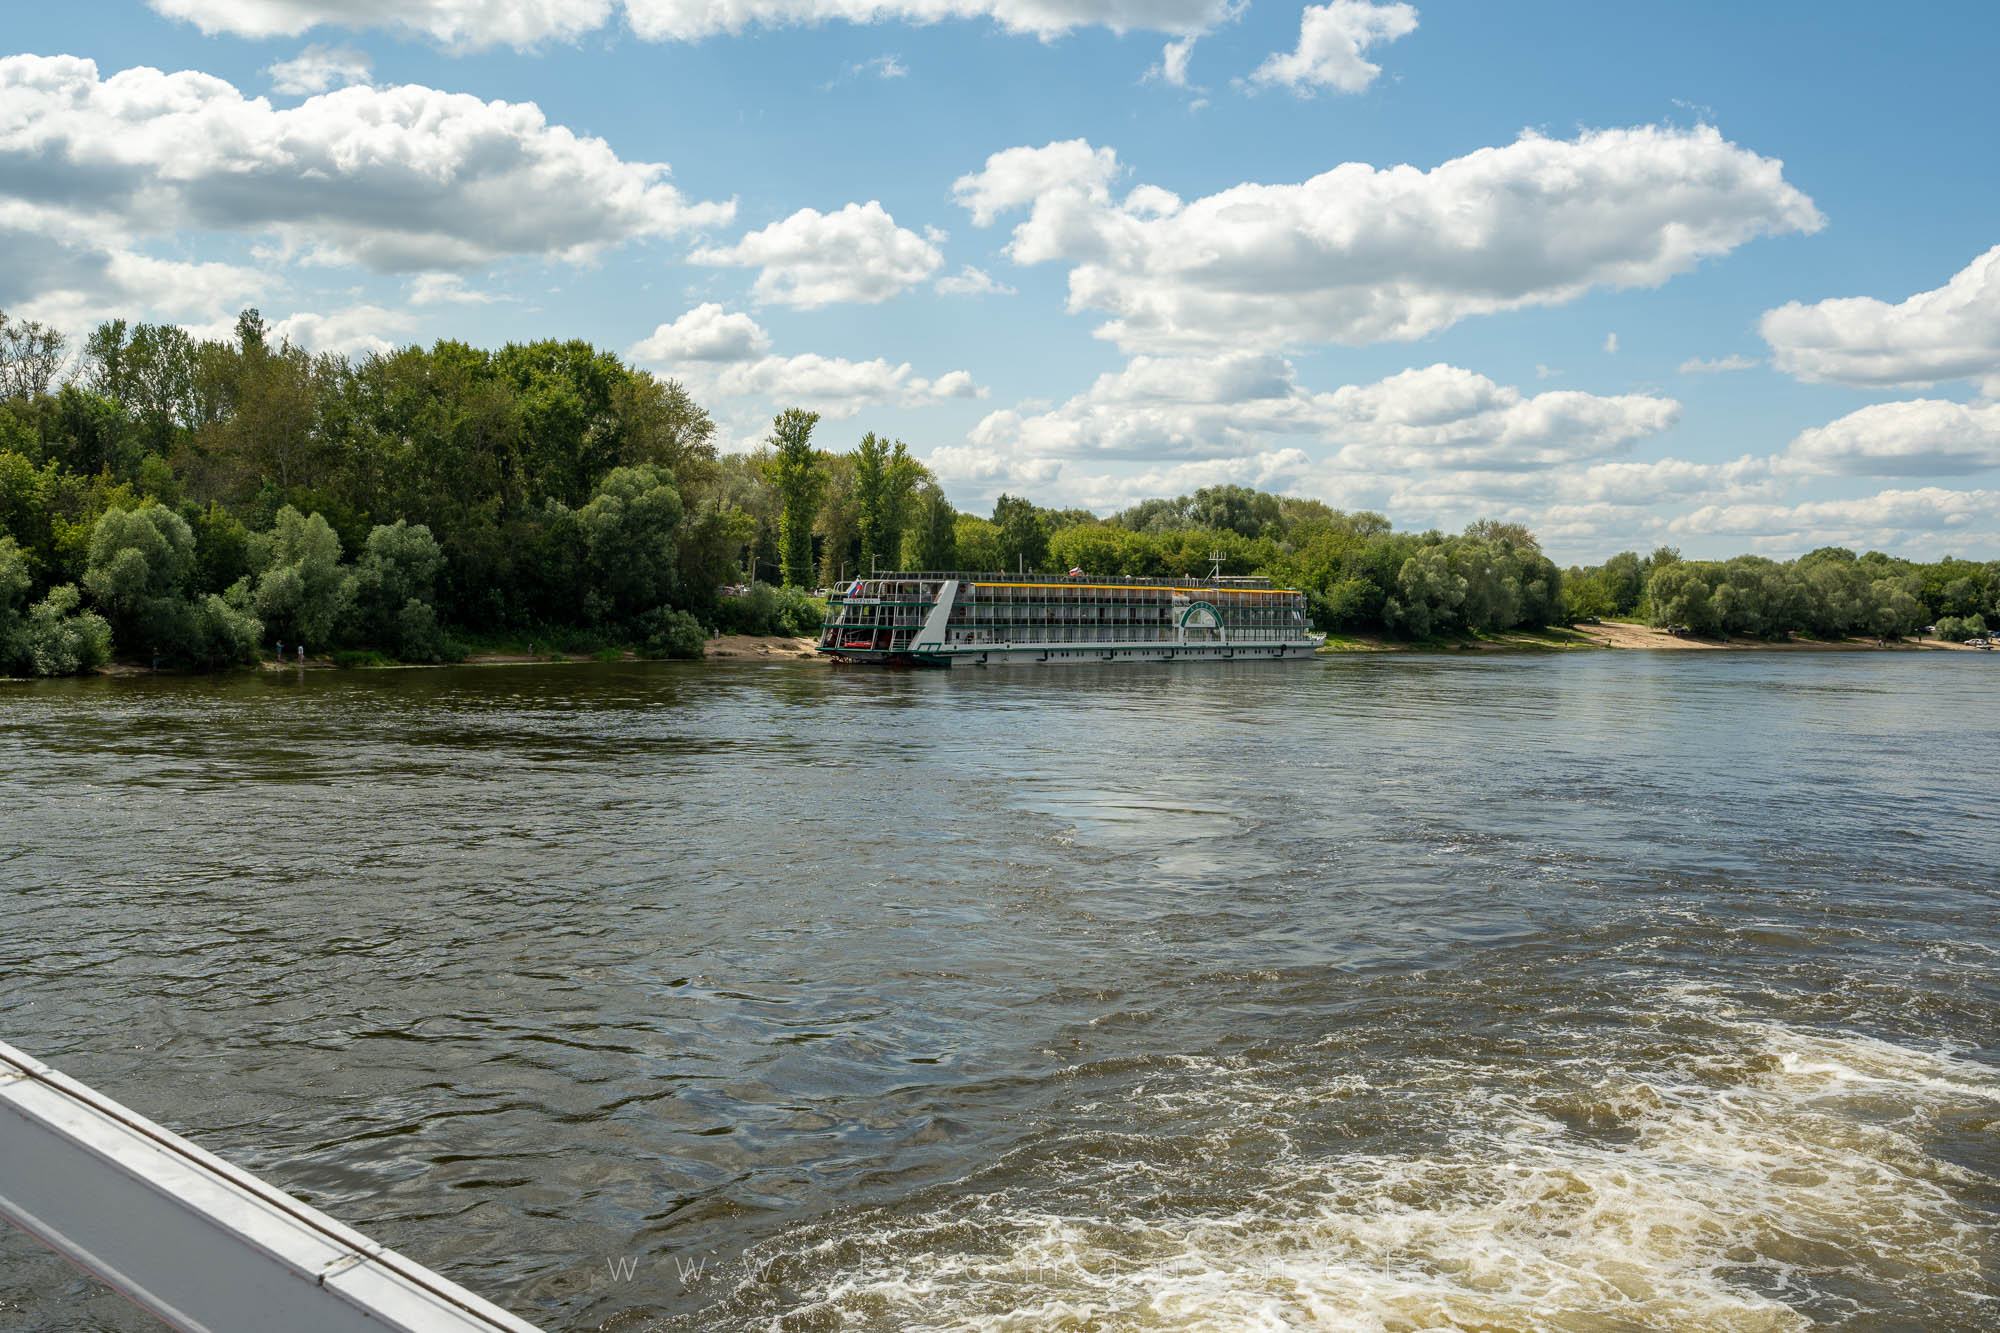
<box><xmin>639</xmin><ymin>607</ymin><xmax>705</xmax><ymax>659</ymax></box>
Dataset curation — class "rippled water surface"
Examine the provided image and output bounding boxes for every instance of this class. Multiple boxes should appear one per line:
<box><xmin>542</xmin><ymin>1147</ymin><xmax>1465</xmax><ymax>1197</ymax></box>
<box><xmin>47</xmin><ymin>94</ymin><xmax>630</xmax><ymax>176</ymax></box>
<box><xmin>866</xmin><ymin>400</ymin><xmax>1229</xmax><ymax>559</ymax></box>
<box><xmin>3</xmin><ymin>653</ymin><xmax>1997</xmax><ymax>1331</ymax></box>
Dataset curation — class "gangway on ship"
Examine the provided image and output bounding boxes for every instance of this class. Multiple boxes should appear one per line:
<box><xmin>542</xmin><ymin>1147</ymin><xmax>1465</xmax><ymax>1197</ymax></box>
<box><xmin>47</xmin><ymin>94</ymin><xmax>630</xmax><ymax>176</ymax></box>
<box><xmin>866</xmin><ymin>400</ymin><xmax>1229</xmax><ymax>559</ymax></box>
<box><xmin>0</xmin><ymin>1038</ymin><xmax>543</xmax><ymax>1333</ymax></box>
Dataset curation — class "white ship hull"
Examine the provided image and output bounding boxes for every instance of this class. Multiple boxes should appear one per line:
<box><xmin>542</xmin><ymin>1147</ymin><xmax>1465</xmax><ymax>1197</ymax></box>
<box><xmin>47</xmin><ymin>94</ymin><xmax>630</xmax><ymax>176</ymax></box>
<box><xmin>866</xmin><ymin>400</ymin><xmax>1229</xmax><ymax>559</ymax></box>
<box><xmin>912</xmin><ymin>640</ymin><xmax>1320</xmax><ymax>667</ymax></box>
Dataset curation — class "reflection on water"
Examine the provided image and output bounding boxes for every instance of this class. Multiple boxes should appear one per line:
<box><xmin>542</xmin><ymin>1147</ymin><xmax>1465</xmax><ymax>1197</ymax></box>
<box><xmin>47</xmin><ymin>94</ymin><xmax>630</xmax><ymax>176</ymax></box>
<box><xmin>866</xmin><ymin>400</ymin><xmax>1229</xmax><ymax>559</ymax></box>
<box><xmin>1</xmin><ymin>653</ymin><xmax>1996</xmax><ymax>1331</ymax></box>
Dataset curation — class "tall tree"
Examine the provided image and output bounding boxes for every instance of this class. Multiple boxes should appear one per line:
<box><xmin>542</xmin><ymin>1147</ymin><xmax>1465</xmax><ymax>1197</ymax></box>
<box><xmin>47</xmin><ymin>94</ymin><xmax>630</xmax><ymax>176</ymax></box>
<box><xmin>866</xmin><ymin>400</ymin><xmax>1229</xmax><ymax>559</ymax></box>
<box><xmin>815</xmin><ymin>452</ymin><xmax>859</xmax><ymax>587</ymax></box>
<box><xmin>81</xmin><ymin>321</ymin><xmax>131</xmax><ymax>401</ymax></box>
<box><xmin>578</xmin><ymin>464</ymin><xmax>684</xmax><ymax>619</ymax></box>
<box><xmin>767</xmin><ymin>408</ymin><xmax>823</xmax><ymax>588</ymax></box>
<box><xmin>992</xmin><ymin>493</ymin><xmax>1049</xmax><ymax>573</ymax></box>
<box><xmin>611</xmin><ymin>371</ymin><xmax>714</xmax><ymax>480</ymax></box>
<box><xmin>853</xmin><ymin>431</ymin><xmax>889</xmax><ymax>575</ymax></box>
<box><xmin>906</xmin><ymin>484</ymin><xmax>956</xmax><ymax>571</ymax></box>
<box><xmin>881</xmin><ymin>441</ymin><xmax>921</xmax><ymax>569</ymax></box>
<box><xmin>250</xmin><ymin>506</ymin><xmax>349</xmax><ymax>648</ymax></box>
<box><xmin>0</xmin><ymin>312</ymin><xmax>67</xmax><ymax>401</ymax></box>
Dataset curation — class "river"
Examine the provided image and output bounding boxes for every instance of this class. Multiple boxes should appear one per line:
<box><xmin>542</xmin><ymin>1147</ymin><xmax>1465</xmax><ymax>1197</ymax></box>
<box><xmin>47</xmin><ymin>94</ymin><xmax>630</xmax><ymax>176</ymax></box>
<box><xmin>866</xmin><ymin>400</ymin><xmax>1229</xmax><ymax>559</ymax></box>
<box><xmin>2</xmin><ymin>652</ymin><xmax>1996</xmax><ymax>1331</ymax></box>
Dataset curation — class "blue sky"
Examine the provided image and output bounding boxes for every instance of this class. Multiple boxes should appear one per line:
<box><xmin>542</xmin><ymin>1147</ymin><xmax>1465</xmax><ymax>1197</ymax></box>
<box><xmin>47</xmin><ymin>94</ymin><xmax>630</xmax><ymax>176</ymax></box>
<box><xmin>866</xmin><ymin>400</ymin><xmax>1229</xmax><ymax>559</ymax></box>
<box><xmin>4</xmin><ymin>1</ymin><xmax>1997</xmax><ymax>561</ymax></box>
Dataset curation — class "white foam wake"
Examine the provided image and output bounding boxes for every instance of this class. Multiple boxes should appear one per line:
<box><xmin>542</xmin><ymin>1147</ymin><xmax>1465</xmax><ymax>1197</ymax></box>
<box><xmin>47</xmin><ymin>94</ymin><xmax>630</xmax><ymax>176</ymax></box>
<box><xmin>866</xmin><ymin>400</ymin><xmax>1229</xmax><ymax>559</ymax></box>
<box><xmin>768</xmin><ymin>1008</ymin><xmax>1998</xmax><ymax>1331</ymax></box>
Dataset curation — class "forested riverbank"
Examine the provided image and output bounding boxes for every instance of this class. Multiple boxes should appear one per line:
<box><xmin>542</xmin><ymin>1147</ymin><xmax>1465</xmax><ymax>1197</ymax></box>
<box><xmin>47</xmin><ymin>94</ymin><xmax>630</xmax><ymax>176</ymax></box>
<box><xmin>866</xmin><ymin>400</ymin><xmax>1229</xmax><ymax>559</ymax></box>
<box><xmin>2</xmin><ymin>308</ymin><xmax>1996</xmax><ymax>677</ymax></box>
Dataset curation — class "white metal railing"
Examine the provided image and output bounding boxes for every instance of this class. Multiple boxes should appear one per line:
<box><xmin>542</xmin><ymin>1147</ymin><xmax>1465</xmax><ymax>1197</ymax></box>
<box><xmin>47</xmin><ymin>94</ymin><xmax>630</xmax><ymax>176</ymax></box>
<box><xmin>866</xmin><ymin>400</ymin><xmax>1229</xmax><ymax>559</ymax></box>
<box><xmin>0</xmin><ymin>1039</ymin><xmax>543</xmax><ymax>1333</ymax></box>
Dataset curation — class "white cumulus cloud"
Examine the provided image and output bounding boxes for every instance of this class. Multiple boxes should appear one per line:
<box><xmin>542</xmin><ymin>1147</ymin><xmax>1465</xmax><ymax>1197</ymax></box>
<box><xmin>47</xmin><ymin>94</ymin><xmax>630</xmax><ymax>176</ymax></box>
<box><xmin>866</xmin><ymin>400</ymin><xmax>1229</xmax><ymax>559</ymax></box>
<box><xmin>1781</xmin><ymin>399</ymin><xmax>2000</xmax><ymax>478</ymax></box>
<box><xmin>965</xmin><ymin>356</ymin><xmax>1679</xmax><ymax>473</ymax></box>
<box><xmin>406</xmin><ymin>272</ymin><xmax>503</xmax><ymax>305</ymax></box>
<box><xmin>0</xmin><ymin>228</ymin><xmax>265</xmax><ymax>335</ymax></box>
<box><xmin>1147</xmin><ymin>37</ymin><xmax>1198</xmax><ymax>88</ymax></box>
<box><xmin>149</xmin><ymin>0</ymin><xmax>615</xmax><ymax>47</ymax></box>
<box><xmin>690</xmin><ymin>201</ymin><xmax>943</xmax><ymax>308</ymax></box>
<box><xmin>1679</xmin><ymin>353</ymin><xmax>1759</xmax><ymax>374</ymax></box>
<box><xmin>926</xmin><ymin>443</ymin><xmax>1312</xmax><ymax>513</ymax></box>
<box><xmin>1760</xmin><ymin>244</ymin><xmax>2000</xmax><ymax>391</ymax></box>
<box><xmin>1247</xmin><ymin>1</ymin><xmax>1417</xmax><ymax>97</ymax></box>
<box><xmin>708</xmin><ymin>352</ymin><xmax>979</xmax><ymax>416</ymax></box>
<box><xmin>270</xmin><ymin>303</ymin><xmax>416</xmax><ymax>357</ymax></box>
<box><xmin>1672</xmin><ymin>487</ymin><xmax>1998</xmax><ymax>551</ymax></box>
<box><xmin>953</xmin><ymin>125</ymin><xmax>1822</xmax><ymax>354</ymax></box>
<box><xmin>622</xmin><ymin>0</ymin><xmax>1235</xmax><ymax>41</ymax></box>
<box><xmin>266</xmin><ymin>44</ymin><xmax>372</xmax><ymax>94</ymax></box>
<box><xmin>935</xmin><ymin>265</ymin><xmax>1015</xmax><ymax>297</ymax></box>
<box><xmin>629</xmin><ymin>302</ymin><xmax>774</xmax><ymax>362</ymax></box>
<box><xmin>0</xmin><ymin>55</ymin><xmax>734</xmax><ymax>277</ymax></box>
<box><xmin>952</xmin><ymin>139</ymin><xmax>1123</xmax><ymax>228</ymax></box>
<box><xmin>150</xmin><ymin>0</ymin><xmax>1239</xmax><ymax>47</ymax></box>
<box><xmin>628</xmin><ymin>305</ymin><xmax>980</xmax><ymax>417</ymax></box>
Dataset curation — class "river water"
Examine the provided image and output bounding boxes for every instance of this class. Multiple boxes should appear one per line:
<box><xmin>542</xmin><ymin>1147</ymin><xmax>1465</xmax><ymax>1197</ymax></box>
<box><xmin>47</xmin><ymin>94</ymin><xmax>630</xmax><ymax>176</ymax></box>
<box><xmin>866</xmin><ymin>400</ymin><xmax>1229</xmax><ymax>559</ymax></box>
<box><xmin>2</xmin><ymin>653</ymin><xmax>1996</xmax><ymax>1332</ymax></box>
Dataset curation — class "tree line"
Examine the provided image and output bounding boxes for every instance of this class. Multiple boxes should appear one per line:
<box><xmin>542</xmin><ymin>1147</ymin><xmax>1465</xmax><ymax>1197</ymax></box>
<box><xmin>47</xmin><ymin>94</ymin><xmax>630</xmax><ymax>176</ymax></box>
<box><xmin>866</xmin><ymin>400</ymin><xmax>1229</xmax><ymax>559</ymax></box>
<box><xmin>3</xmin><ymin>305</ymin><xmax>1995</xmax><ymax>676</ymax></box>
<box><xmin>1563</xmin><ymin>546</ymin><xmax>1998</xmax><ymax>642</ymax></box>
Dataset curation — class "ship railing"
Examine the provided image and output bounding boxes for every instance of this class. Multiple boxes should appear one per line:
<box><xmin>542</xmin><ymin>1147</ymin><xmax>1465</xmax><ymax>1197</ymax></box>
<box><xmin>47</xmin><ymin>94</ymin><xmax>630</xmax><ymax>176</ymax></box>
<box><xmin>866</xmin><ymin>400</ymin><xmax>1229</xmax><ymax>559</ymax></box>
<box><xmin>0</xmin><ymin>1039</ymin><xmax>544</xmax><ymax>1333</ymax></box>
<box><xmin>861</xmin><ymin>570</ymin><xmax>1280</xmax><ymax>589</ymax></box>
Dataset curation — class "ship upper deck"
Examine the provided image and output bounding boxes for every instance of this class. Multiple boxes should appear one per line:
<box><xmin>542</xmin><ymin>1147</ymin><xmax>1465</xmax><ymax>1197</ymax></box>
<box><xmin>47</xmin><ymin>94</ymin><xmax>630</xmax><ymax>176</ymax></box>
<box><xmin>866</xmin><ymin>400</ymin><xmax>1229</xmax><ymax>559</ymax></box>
<box><xmin>834</xmin><ymin>572</ymin><xmax>1301</xmax><ymax>599</ymax></box>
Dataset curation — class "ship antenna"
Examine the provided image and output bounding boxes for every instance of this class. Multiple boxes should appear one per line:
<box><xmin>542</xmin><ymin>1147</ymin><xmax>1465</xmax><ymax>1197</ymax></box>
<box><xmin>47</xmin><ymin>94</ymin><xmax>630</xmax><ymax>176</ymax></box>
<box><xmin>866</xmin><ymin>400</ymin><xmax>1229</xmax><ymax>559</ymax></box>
<box><xmin>1209</xmin><ymin>548</ymin><xmax>1223</xmax><ymax>584</ymax></box>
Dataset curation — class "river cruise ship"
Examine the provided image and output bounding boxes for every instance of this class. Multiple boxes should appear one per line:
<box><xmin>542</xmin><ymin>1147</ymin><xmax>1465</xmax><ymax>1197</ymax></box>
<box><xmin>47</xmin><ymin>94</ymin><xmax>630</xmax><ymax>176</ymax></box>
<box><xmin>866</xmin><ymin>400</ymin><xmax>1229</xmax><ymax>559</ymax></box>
<box><xmin>818</xmin><ymin>571</ymin><xmax>1324</xmax><ymax>667</ymax></box>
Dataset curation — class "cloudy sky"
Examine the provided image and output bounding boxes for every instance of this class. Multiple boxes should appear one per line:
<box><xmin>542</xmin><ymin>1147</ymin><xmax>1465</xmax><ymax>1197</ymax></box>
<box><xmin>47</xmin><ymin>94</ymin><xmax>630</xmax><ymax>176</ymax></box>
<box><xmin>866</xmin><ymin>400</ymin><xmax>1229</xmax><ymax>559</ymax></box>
<box><xmin>5</xmin><ymin>1</ymin><xmax>1997</xmax><ymax>561</ymax></box>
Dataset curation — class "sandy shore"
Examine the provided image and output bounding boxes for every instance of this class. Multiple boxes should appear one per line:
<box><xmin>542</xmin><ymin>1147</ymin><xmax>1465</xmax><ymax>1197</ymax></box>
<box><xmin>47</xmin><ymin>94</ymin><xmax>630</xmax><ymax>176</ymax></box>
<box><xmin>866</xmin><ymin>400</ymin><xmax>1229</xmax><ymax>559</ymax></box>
<box><xmin>705</xmin><ymin>634</ymin><xmax>819</xmax><ymax>660</ymax></box>
<box><xmin>457</xmin><ymin>635</ymin><xmax>820</xmax><ymax>664</ymax></box>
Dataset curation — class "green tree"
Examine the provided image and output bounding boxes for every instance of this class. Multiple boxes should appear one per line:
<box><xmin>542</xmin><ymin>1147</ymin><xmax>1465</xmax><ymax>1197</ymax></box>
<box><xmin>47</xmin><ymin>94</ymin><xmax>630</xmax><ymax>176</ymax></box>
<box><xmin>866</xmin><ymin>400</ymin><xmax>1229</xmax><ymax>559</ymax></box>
<box><xmin>1597</xmin><ymin>552</ymin><xmax>1644</xmax><ymax>614</ymax></box>
<box><xmin>815</xmin><ymin>451</ymin><xmax>860</xmax><ymax>586</ymax></box>
<box><xmin>610</xmin><ymin>371</ymin><xmax>714</xmax><ymax>479</ymax></box>
<box><xmin>0</xmin><ymin>450</ymin><xmax>52</xmax><ymax>559</ymax></box>
<box><xmin>1937</xmin><ymin>575</ymin><xmax>1983</xmax><ymax>618</ymax></box>
<box><xmin>853</xmin><ymin>433</ymin><xmax>922</xmax><ymax>575</ymax></box>
<box><xmin>392</xmin><ymin>597</ymin><xmax>450</xmax><ymax>663</ymax></box>
<box><xmin>494</xmin><ymin>339</ymin><xmax>627</xmax><ymax>508</ymax></box>
<box><xmin>222</xmin><ymin>342</ymin><xmax>330</xmax><ymax>495</ymax></box>
<box><xmin>993</xmin><ymin>494</ymin><xmax>1049</xmax><ymax>573</ymax></box>
<box><xmin>1049</xmin><ymin>522</ymin><xmax>1129</xmax><ymax>578</ymax></box>
<box><xmin>1866</xmin><ymin>577</ymin><xmax>1924</xmax><ymax>638</ymax></box>
<box><xmin>0</xmin><ymin>311</ymin><xmax>67</xmax><ymax>400</ymax></box>
<box><xmin>352</xmin><ymin>519</ymin><xmax>445</xmax><ymax>645</ymax></box>
<box><xmin>183</xmin><ymin>589</ymin><xmax>263</xmax><ymax>669</ymax></box>
<box><xmin>1385</xmin><ymin>546</ymin><xmax>1467</xmax><ymax>638</ymax></box>
<box><xmin>2</xmin><ymin>539</ymin><xmax>112</xmax><ymax>676</ymax></box>
<box><xmin>1648</xmin><ymin>562</ymin><xmax>1715</xmax><ymax>633</ymax></box>
<box><xmin>251</xmin><ymin>506</ymin><xmax>350</xmax><ymax>649</ymax></box>
<box><xmin>954</xmin><ymin>515</ymin><xmax>1004</xmax><ymax>572</ymax></box>
<box><xmin>185</xmin><ymin>502</ymin><xmax>252</xmax><ymax>596</ymax></box>
<box><xmin>1936</xmin><ymin>614</ymin><xmax>1980</xmax><ymax>640</ymax></box>
<box><xmin>638</xmin><ymin>606</ymin><xmax>706</xmax><ymax>659</ymax></box>
<box><xmin>767</xmin><ymin>409</ymin><xmax>823</xmax><ymax>588</ymax></box>
<box><xmin>1188</xmin><ymin>484</ymin><xmax>1281</xmax><ymax>539</ymax></box>
<box><xmin>578</xmin><ymin>464</ymin><xmax>684</xmax><ymax>619</ymax></box>
<box><xmin>83</xmin><ymin>501</ymin><xmax>197</xmax><ymax>651</ymax></box>
<box><xmin>0</xmin><ymin>534</ymin><xmax>28</xmax><ymax>667</ymax></box>
<box><xmin>853</xmin><ymin>431</ymin><xmax>891</xmax><ymax>574</ymax></box>
<box><xmin>903</xmin><ymin>485</ymin><xmax>957</xmax><ymax>571</ymax></box>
